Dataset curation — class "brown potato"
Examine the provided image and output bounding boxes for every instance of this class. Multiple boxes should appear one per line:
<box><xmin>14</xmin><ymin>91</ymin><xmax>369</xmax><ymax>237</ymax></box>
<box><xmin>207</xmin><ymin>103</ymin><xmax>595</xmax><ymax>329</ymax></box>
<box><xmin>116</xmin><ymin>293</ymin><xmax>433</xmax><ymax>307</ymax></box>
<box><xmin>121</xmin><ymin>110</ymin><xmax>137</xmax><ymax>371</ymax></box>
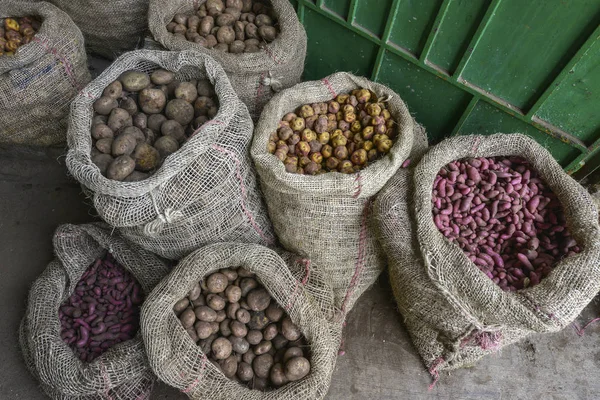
<box><xmin>255</xmin><ymin>14</ymin><xmax>273</xmax><ymax>27</ymax></box>
<box><xmin>103</xmin><ymin>80</ymin><xmax>123</xmax><ymax>99</ymax></box>
<box><xmin>245</xmin><ymin>23</ymin><xmax>258</xmax><ymax>39</ymax></box>
<box><xmin>246</xmin><ymin>288</ymin><xmax>271</xmax><ymax>311</ymax></box>
<box><xmin>207</xmin><ymin>294</ymin><xmax>226</xmax><ymax>311</ymax></box>
<box><xmin>173</xmin><ymin>13</ymin><xmax>188</xmax><ymax>25</ymax></box>
<box><xmin>186</xmin><ymin>327</ymin><xmax>199</xmax><ymax>343</ymax></box>
<box><xmin>265</xmin><ymin>303</ymin><xmax>284</xmax><ymax>322</ymax></box>
<box><xmin>241</xmin><ymin>0</ymin><xmax>252</xmax><ymax>12</ymax></box>
<box><xmin>175</xmin><ymin>82</ymin><xmax>198</xmax><ymax>103</ymax></box>
<box><xmin>195</xmin><ymin>305</ymin><xmax>217</xmax><ymax>322</ymax></box>
<box><xmin>242</xmin><ymin>351</ymin><xmax>255</xmax><ymax>365</ymax></box>
<box><xmin>271</xmin><ymin>334</ymin><xmax>289</xmax><ymax>350</ymax></box>
<box><xmin>165</xmin><ymin>99</ymin><xmax>195</xmax><ymax>126</ymax></box>
<box><xmin>132</xmin><ymin>112</ymin><xmax>148</xmax><ymax>130</ymax></box>
<box><xmin>226</xmin><ymin>0</ymin><xmax>243</xmax><ymax>10</ymax></box>
<box><xmin>244</xmin><ymin>38</ymin><xmax>259</xmax><ymax>47</ymax></box>
<box><xmin>214</xmin><ymin>43</ymin><xmax>229</xmax><ymax>52</ymax></box>
<box><xmin>252</xmin><ymin>354</ymin><xmax>273</xmax><ymax>379</ymax></box>
<box><xmin>207</xmin><ymin>272</ymin><xmax>228</xmax><ymax>293</ymax></box>
<box><xmin>120</xmin><ymin>71</ymin><xmax>151</xmax><ymax>92</ymax></box>
<box><xmin>225</xmin><ymin>285</ymin><xmax>242</xmax><ymax>303</ymax></box>
<box><xmin>139</xmin><ymin>88</ymin><xmax>167</xmax><ymax>114</ymax></box>
<box><xmin>230</xmin><ymin>320</ymin><xmax>248</xmax><ymax>338</ymax></box>
<box><xmin>120</xmin><ymin>126</ymin><xmax>145</xmax><ymax>143</ymax></box>
<box><xmin>106</xmin><ymin>155</ymin><xmax>136</xmax><ymax>181</ymax></box>
<box><xmin>197</xmin><ymin>80</ymin><xmax>215</xmax><ymax>98</ymax></box>
<box><xmin>91</xmin><ymin>124</ymin><xmax>114</xmax><ymax>140</ymax></box>
<box><xmin>91</xmin><ymin>153</ymin><xmax>114</xmax><ymax>176</ymax></box>
<box><xmin>192</xmin><ymin>294</ymin><xmax>206</xmax><ymax>307</ymax></box>
<box><xmin>230</xmin><ymin>336</ymin><xmax>250</xmax><ymax>354</ymax></box>
<box><xmin>220</xmin><ymin>355</ymin><xmax>238</xmax><ymax>378</ymax></box>
<box><xmin>108</xmin><ymin>108</ymin><xmax>133</xmax><ymax>132</ymax></box>
<box><xmin>93</xmin><ymin>96</ymin><xmax>118</xmax><ymax>115</ymax></box>
<box><xmin>212</xmin><ymin>337</ymin><xmax>233</xmax><ymax>360</ymax></box>
<box><xmin>248</xmin><ymin>311</ymin><xmax>269</xmax><ymax>330</ymax></box>
<box><xmin>200</xmin><ymin>334</ymin><xmax>217</xmax><ymax>354</ymax></box>
<box><xmin>154</xmin><ymin>136</ymin><xmax>179</xmax><ymax>160</ymax></box>
<box><xmin>281</xmin><ymin>317</ymin><xmax>301</xmax><ymax>341</ymax></box>
<box><xmin>121</xmin><ymin>96</ymin><xmax>139</xmax><ymax>115</ymax></box>
<box><xmin>216</xmin><ymin>13</ymin><xmax>236</xmax><ymax>27</ymax></box>
<box><xmin>283</xmin><ymin>347</ymin><xmax>304</xmax><ymax>363</ymax></box>
<box><xmin>123</xmin><ymin>171</ymin><xmax>150</xmax><ymax>182</ymax></box>
<box><xmin>239</xmin><ymin>278</ymin><xmax>258</xmax><ymax>297</ymax></box>
<box><xmin>237</xmin><ymin>362</ymin><xmax>253</xmax><ymax>382</ymax></box>
<box><xmin>216</xmin><ymin>26</ymin><xmax>235</xmax><ymax>44</ymax></box>
<box><xmin>132</xmin><ymin>143</ymin><xmax>159</xmax><ymax>171</ymax></box>
<box><xmin>179</xmin><ymin>307</ymin><xmax>196</xmax><ymax>329</ymax></box>
<box><xmin>96</xmin><ymin>138</ymin><xmax>113</xmax><ymax>154</ymax></box>
<box><xmin>111</xmin><ymin>133</ymin><xmax>137</xmax><ymax>156</ymax></box>
<box><xmin>270</xmin><ymin>363</ymin><xmax>288</xmax><ymax>387</ymax></box>
<box><xmin>284</xmin><ymin>357</ymin><xmax>310</xmax><ymax>381</ymax></box>
<box><xmin>147</xmin><ymin>113</ymin><xmax>167</xmax><ymax>133</ymax></box>
<box><xmin>195</xmin><ymin>321</ymin><xmax>213</xmax><ymax>339</ymax></box>
<box><xmin>254</xmin><ymin>340</ymin><xmax>272</xmax><ymax>355</ymax></box>
<box><xmin>199</xmin><ymin>16</ymin><xmax>214</xmax><ymax>36</ymax></box>
<box><xmin>143</xmin><ymin>128</ymin><xmax>156</xmax><ymax>145</ymax></box>
<box><xmin>263</xmin><ymin>323</ymin><xmax>278</xmax><ymax>341</ymax></box>
<box><xmin>259</xmin><ymin>25</ymin><xmax>277</xmax><ymax>42</ymax></box>
<box><xmin>245</xmin><ymin>44</ymin><xmax>260</xmax><ymax>53</ymax></box>
<box><xmin>220</xmin><ymin>319</ymin><xmax>232</xmax><ymax>336</ymax></box>
<box><xmin>205</xmin><ymin>34</ymin><xmax>218</xmax><ymax>48</ymax></box>
<box><xmin>246</xmin><ymin>330</ymin><xmax>262</xmax><ymax>345</ymax></box>
<box><xmin>187</xmin><ymin>283</ymin><xmax>202</xmax><ymax>301</ymax></box>
<box><xmin>226</xmin><ymin>302</ymin><xmax>240</xmax><ymax>320</ymax></box>
<box><xmin>173</xmin><ymin>298</ymin><xmax>190</xmax><ymax>314</ymax></box>
<box><xmin>160</xmin><ymin>120</ymin><xmax>186</xmax><ymax>143</ymax></box>
<box><xmin>229</xmin><ymin>40</ymin><xmax>245</xmax><ymax>54</ymax></box>
<box><xmin>92</xmin><ymin>115</ymin><xmax>108</xmax><ymax>126</ymax></box>
<box><xmin>150</xmin><ymin>69</ymin><xmax>174</xmax><ymax>85</ymax></box>
<box><xmin>234</xmin><ymin>21</ymin><xmax>245</xmax><ymax>41</ymax></box>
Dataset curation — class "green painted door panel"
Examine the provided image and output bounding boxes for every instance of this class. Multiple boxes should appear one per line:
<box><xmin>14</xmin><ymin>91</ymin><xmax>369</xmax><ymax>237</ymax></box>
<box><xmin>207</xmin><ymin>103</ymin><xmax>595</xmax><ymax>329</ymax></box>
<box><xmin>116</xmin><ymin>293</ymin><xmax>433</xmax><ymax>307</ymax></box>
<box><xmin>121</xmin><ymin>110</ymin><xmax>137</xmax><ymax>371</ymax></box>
<box><xmin>426</xmin><ymin>0</ymin><xmax>490</xmax><ymax>73</ymax></box>
<box><xmin>459</xmin><ymin>0</ymin><xmax>600</xmax><ymax>111</ymax></box>
<box><xmin>292</xmin><ymin>0</ymin><xmax>600</xmax><ymax>176</ymax></box>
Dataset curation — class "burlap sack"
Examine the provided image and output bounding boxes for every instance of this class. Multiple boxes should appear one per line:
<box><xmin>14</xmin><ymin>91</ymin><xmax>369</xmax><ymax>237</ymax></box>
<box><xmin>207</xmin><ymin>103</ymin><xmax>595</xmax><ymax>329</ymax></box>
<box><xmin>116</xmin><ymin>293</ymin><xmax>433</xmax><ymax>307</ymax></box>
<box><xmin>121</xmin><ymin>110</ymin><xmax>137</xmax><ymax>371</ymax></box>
<box><xmin>251</xmin><ymin>72</ymin><xmax>427</xmax><ymax>314</ymax></box>
<box><xmin>141</xmin><ymin>242</ymin><xmax>339</xmax><ymax>399</ymax></box>
<box><xmin>0</xmin><ymin>1</ymin><xmax>89</xmax><ymax>146</ymax></box>
<box><xmin>66</xmin><ymin>50</ymin><xmax>275</xmax><ymax>260</ymax></box>
<box><xmin>148</xmin><ymin>0</ymin><xmax>306</xmax><ymax>120</ymax></box>
<box><xmin>19</xmin><ymin>223</ymin><xmax>170</xmax><ymax>399</ymax></box>
<box><xmin>46</xmin><ymin>0</ymin><xmax>148</xmax><ymax>59</ymax></box>
<box><xmin>374</xmin><ymin>134</ymin><xmax>600</xmax><ymax>381</ymax></box>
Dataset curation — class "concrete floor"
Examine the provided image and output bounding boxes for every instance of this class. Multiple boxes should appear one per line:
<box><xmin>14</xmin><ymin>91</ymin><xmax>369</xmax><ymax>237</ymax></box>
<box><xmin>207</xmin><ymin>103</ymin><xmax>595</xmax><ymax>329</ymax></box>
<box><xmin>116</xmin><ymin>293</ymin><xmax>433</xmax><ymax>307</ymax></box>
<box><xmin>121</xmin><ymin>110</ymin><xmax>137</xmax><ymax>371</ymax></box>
<box><xmin>1</xmin><ymin>145</ymin><xmax>599</xmax><ymax>400</ymax></box>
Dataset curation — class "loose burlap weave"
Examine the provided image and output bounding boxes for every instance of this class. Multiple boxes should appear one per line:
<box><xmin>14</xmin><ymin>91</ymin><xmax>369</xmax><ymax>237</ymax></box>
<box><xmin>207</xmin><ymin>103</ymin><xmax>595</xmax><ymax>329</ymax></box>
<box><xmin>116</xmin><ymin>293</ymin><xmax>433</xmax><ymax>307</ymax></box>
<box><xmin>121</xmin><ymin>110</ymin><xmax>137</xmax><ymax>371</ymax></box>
<box><xmin>19</xmin><ymin>223</ymin><xmax>170</xmax><ymax>399</ymax></box>
<box><xmin>374</xmin><ymin>134</ymin><xmax>600</xmax><ymax>379</ymax></box>
<box><xmin>148</xmin><ymin>0</ymin><xmax>306</xmax><ymax>120</ymax></box>
<box><xmin>66</xmin><ymin>50</ymin><xmax>275</xmax><ymax>260</ymax></box>
<box><xmin>251</xmin><ymin>72</ymin><xmax>427</xmax><ymax>315</ymax></box>
<box><xmin>46</xmin><ymin>0</ymin><xmax>148</xmax><ymax>59</ymax></box>
<box><xmin>0</xmin><ymin>1</ymin><xmax>89</xmax><ymax>146</ymax></box>
<box><xmin>141</xmin><ymin>242</ymin><xmax>339</xmax><ymax>400</ymax></box>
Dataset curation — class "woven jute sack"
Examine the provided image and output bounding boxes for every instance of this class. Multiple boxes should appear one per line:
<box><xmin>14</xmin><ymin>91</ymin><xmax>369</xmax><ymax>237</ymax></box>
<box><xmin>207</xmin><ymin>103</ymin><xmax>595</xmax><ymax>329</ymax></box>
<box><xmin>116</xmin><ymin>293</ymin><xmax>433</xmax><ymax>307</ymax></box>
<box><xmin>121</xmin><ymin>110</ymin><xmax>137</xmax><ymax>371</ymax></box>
<box><xmin>148</xmin><ymin>0</ymin><xmax>306</xmax><ymax>120</ymax></box>
<box><xmin>0</xmin><ymin>1</ymin><xmax>89</xmax><ymax>146</ymax></box>
<box><xmin>251</xmin><ymin>72</ymin><xmax>427</xmax><ymax>315</ymax></box>
<box><xmin>141</xmin><ymin>242</ymin><xmax>339</xmax><ymax>399</ymax></box>
<box><xmin>374</xmin><ymin>134</ymin><xmax>600</xmax><ymax>380</ymax></box>
<box><xmin>46</xmin><ymin>0</ymin><xmax>148</xmax><ymax>59</ymax></box>
<box><xmin>19</xmin><ymin>223</ymin><xmax>170</xmax><ymax>399</ymax></box>
<box><xmin>66</xmin><ymin>50</ymin><xmax>275</xmax><ymax>260</ymax></box>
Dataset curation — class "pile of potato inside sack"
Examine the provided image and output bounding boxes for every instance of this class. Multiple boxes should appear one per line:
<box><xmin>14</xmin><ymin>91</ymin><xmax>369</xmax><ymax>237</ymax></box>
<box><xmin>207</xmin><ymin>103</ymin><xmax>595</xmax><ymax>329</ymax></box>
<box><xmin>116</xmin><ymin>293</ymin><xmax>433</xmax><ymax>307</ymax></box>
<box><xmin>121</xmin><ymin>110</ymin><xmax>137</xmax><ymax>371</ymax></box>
<box><xmin>7</xmin><ymin>0</ymin><xmax>600</xmax><ymax>399</ymax></box>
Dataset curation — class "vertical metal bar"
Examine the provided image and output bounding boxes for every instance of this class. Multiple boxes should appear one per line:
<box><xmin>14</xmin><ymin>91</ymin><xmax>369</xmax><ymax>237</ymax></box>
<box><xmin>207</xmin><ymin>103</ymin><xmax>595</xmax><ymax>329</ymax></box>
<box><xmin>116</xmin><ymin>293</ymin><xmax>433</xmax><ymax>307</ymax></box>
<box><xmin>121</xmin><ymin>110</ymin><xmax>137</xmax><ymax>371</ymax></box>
<box><xmin>525</xmin><ymin>24</ymin><xmax>600</xmax><ymax>119</ymax></box>
<box><xmin>450</xmin><ymin>97</ymin><xmax>479</xmax><ymax>136</ymax></box>
<box><xmin>452</xmin><ymin>0</ymin><xmax>502</xmax><ymax>78</ymax></box>
<box><xmin>297</xmin><ymin>0</ymin><xmax>305</xmax><ymax>22</ymax></box>
<box><xmin>347</xmin><ymin>0</ymin><xmax>359</xmax><ymax>24</ymax></box>
<box><xmin>371</xmin><ymin>0</ymin><xmax>402</xmax><ymax>81</ymax></box>
<box><xmin>419</xmin><ymin>0</ymin><xmax>453</xmax><ymax>62</ymax></box>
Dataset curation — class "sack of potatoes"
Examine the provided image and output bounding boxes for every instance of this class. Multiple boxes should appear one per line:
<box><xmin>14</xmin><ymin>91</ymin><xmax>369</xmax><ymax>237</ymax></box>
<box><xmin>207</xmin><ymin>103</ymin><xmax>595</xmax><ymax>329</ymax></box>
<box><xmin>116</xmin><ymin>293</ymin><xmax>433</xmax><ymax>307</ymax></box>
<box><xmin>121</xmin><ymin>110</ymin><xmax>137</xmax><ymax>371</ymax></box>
<box><xmin>0</xmin><ymin>1</ymin><xmax>90</xmax><ymax>146</ymax></box>
<box><xmin>148</xmin><ymin>0</ymin><xmax>307</xmax><ymax>119</ymax></box>
<box><xmin>141</xmin><ymin>243</ymin><xmax>339</xmax><ymax>399</ymax></box>
<box><xmin>251</xmin><ymin>71</ymin><xmax>428</xmax><ymax>315</ymax></box>
<box><xmin>67</xmin><ymin>49</ymin><xmax>274</xmax><ymax>260</ymax></box>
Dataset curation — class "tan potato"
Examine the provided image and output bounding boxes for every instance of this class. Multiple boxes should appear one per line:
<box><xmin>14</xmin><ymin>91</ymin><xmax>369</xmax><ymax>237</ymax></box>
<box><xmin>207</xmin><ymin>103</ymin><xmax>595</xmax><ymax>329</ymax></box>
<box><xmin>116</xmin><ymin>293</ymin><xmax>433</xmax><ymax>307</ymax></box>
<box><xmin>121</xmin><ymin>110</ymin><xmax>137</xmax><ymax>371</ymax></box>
<box><xmin>220</xmin><ymin>355</ymin><xmax>238</xmax><ymax>378</ymax></box>
<box><xmin>225</xmin><ymin>7</ymin><xmax>241</xmax><ymax>20</ymax></box>
<box><xmin>284</xmin><ymin>357</ymin><xmax>310</xmax><ymax>381</ymax></box>
<box><xmin>132</xmin><ymin>143</ymin><xmax>159</xmax><ymax>171</ymax></box>
<box><xmin>103</xmin><ymin>80</ymin><xmax>123</xmax><ymax>99</ymax></box>
<box><xmin>199</xmin><ymin>16</ymin><xmax>214</xmax><ymax>36</ymax></box>
<box><xmin>120</xmin><ymin>96</ymin><xmax>138</xmax><ymax>115</ymax></box>
<box><xmin>283</xmin><ymin>347</ymin><xmax>304</xmax><ymax>363</ymax></box>
<box><xmin>234</xmin><ymin>21</ymin><xmax>245</xmax><ymax>41</ymax></box>
<box><xmin>195</xmin><ymin>321</ymin><xmax>213</xmax><ymax>339</ymax></box>
<box><xmin>225</xmin><ymin>285</ymin><xmax>242</xmax><ymax>303</ymax></box>
<box><xmin>281</xmin><ymin>317</ymin><xmax>301</xmax><ymax>341</ymax></box>
<box><xmin>216</xmin><ymin>26</ymin><xmax>235</xmax><ymax>44</ymax></box>
<box><xmin>120</xmin><ymin>71</ymin><xmax>151</xmax><ymax>92</ymax></box>
<box><xmin>245</xmin><ymin>44</ymin><xmax>260</xmax><ymax>53</ymax></box>
<box><xmin>237</xmin><ymin>362</ymin><xmax>253</xmax><ymax>382</ymax></box>
<box><xmin>120</xmin><ymin>126</ymin><xmax>145</xmax><ymax>143</ymax></box>
<box><xmin>195</xmin><ymin>305</ymin><xmax>217</xmax><ymax>322</ymax></box>
<box><xmin>91</xmin><ymin>124</ymin><xmax>114</xmax><ymax>140</ymax></box>
<box><xmin>229</xmin><ymin>40</ymin><xmax>245</xmax><ymax>54</ymax></box>
<box><xmin>270</xmin><ymin>363</ymin><xmax>288</xmax><ymax>387</ymax></box>
<box><xmin>108</xmin><ymin>108</ymin><xmax>133</xmax><ymax>132</ymax></box>
<box><xmin>96</xmin><ymin>138</ymin><xmax>113</xmax><ymax>154</ymax></box>
<box><xmin>147</xmin><ymin>113</ymin><xmax>167</xmax><ymax>133</ymax></box>
<box><xmin>207</xmin><ymin>272</ymin><xmax>228</xmax><ymax>293</ymax></box>
<box><xmin>255</xmin><ymin>14</ymin><xmax>273</xmax><ymax>27</ymax></box>
<box><xmin>245</xmin><ymin>23</ymin><xmax>259</xmax><ymax>39</ymax></box>
<box><xmin>265</xmin><ymin>303</ymin><xmax>284</xmax><ymax>322</ymax></box>
<box><xmin>111</xmin><ymin>133</ymin><xmax>137</xmax><ymax>156</ymax></box>
<box><xmin>160</xmin><ymin>120</ymin><xmax>186</xmax><ymax>143</ymax></box>
<box><xmin>226</xmin><ymin>0</ymin><xmax>243</xmax><ymax>10</ymax></box>
<box><xmin>165</xmin><ymin>99</ymin><xmax>195</xmax><ymax>126</ymax></box>
<box><xmin>154</xmin><ymin>135</ymin><xmax>179</xmax><ymax>158</ymax></box>
<box><xmin>187</xmin><ymin>283</ymin><xmax>202</xmax><ymax>301</ymax></box>
<box><xmin>236</xmin><ymin>308</ymin><xmax>251</xmax><ymax>324</ymax></box>
<box><xmin>216</xmin><ymin>13</ymin><xmax>236</xmax><ymax>27</ymax></box>
<box><xmin>207</xmin><ymin>294</ymin><xmax>226</xmax><ymax>311</ymax></box>
<box><xmin>179</xmin><ymin>308</ymin><xmax>196</xmax><ymax>329</ymax></box>
<box><xmin>123</xmin><ymin>171</ymin><xmax>149</xmax><ymax>182</ymax></box>
<box><xmin>246</xmin><ymin>288</ymin><xmax>271</xmax><ymax>311</ymax></box>
<box><xmin>150</xmin><ymin>69</ymin><xmax>174</xmax><ymax>85</ymax></box>
<box><xmin>175</xmin><ymin>82</ymin><xmax>198</xmax><ymax>103</ymax></box>
<box><xmin>93</xmin><ymin>96</ymin><xmax>118</xmax><ymax>115</ymax></box>
<box><xmin>173</xmin><ymin>298</ymin><xmax>190</xmax><ymax>314</ymax></box>
<box><xmin>230</xmin><ymin>320</ymin><xmax>247</xmax><ymax>338</ymax></box>
<box><xmin>92</xmin><ymin>115</ymin><xmax>108</xmax><ymax>126</ymax></box>
<box><xmin>258</xmin><ymin>25</ymin><xmax>277</xmax><ymax>42</ymax></box>
<box><xmin>212</xmin><ymin>337</ymin><xmax>232</xmax><ymax>360</ymax></box>
<box><xmin>205</xmin><ymin>34</ymin><xmax>218</xmax><ymax>48</ymax></box>
<box><xmin>254</xmin><ymin>340</ymin><xmax>272</xmax><ymax>355</ymax></box>
<box><xmin>139</xmin><ymin>88</ymin><xmax>167</xmax><ymax>114</ymax></box>
<box><xmin>132</xmin><ymin>112</ymin><xmax>148</xmax><ymax>130</ymax></box>
<box><xmin>107</xmin><ymin>155</ymin><xmax>135</xmax><ymax>181</ymax></box>
<box><xmin>91</xmin><ymin>153</ymin><xmax>114</xmax><ymax>176</ymax></box>
<box><xmin>241</xmin><ymin>0</ymin><xmax>252</xmax><ymax>12</ymax></box>
<box><xmin>263</xmin><ymin>323</ymin><xmax>278</xmax><ymax>341</ymax></box>
<box><xmin>252</xmin><ymin>354</ymin><xmax>273</xmax><ymax>379</ymax></box>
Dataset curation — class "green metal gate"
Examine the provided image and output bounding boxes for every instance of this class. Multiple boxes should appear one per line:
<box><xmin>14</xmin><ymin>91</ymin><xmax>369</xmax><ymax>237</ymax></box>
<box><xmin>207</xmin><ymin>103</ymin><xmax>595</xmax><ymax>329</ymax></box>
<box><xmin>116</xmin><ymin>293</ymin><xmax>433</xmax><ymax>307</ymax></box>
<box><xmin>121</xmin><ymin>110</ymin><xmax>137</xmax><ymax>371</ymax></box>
<box><xmin>288</xmin><ymin>0</ymin><xmax>600</xmax><ymax>181</ymax></box>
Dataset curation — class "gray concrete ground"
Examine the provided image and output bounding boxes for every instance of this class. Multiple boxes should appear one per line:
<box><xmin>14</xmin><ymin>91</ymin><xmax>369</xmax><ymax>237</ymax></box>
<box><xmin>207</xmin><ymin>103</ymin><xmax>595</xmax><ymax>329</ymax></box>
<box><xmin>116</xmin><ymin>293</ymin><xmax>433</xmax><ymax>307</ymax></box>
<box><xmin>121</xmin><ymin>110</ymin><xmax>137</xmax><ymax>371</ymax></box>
<box><xmin>1</xmin><ymin>145</ymin><xmax>599</xmax><ymax>400</ymax></box>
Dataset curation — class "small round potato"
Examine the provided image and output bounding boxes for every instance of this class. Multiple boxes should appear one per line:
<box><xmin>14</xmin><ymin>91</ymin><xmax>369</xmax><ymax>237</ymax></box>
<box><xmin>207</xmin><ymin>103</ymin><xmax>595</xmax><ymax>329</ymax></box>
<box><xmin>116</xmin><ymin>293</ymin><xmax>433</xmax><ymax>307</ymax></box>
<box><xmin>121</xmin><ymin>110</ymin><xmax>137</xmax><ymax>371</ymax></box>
<box><xmin>111</xmin><ymin>133</ymin><xmax>137</xmax><ymax>156</ymax></box>
<box><xmin>265</xmin><ymin>303</ymin><xmax>284</xmax><ymax>322</ymax></box>
<box><xmin>173</xmin><ymin>298</ymin><xmax>190</xmax><ymax>314</ymax></box>
<box><xmin>154</xmin><ymin>136</ymin><xmax>179</xmax><ymax>160</ymax></box>
<box><xmin>139</xmin><ymin>88</ymin><xmax>167</xmax><ymax>114</ymax></box>
<box><xmin>205</xmin><ymin>34</ymin><xmax>218</xmax><ymax>48</ymax></box>
<box><xmin>199</xmin><ymin>16</ymin><xmax>214</xmax><ymax>36</ymax></box>
<box><xmin>132</xmin><ymin>143</ymin><xmax>159</xmax><ymax>171</ymax></box>
<box><xmin>103</xmin><ymin>80</ymin><xmax>123</xmax><ymax>99</ymax></box>
<box><xmin>230</xmin><ymin>320</ymin><xmax>247</xmax><ymax>338</ymax></box>
<box><xmin>91</xmin><ymin>124</ymin><xmax>114</xmax><ymax>140</ymax></box>
<box><xmin>207</xmin><ymin>294</ymin><xmax>226</xmax><ymax>311</ymax></box>
<box><xmin>239</xmin><ymin>278</ymin><xmax>258</xmax><ymax>297</ymax></box>
<box><xmin>197</xmin><ymin>80</ymin><xmax>215</xmax><ymax>97</ymax></box>
<box><xmin>271</xmin><ymin>334</ymin><xmax>289</xmax><ymax>350</ymax></box>
<box><xmin>248</xmin><ymin>311</ymin><xmax>269</xmax><ymax>330</ymax></box>
<box><xmin>151</xmin><ymin>69</ymin><xmax>175</xmax><ymax>85</ymax></box>
<box><xmin>284</xmin><ymin>357</ymin><xmax>310</xmax><ymax>381</ymax></box>
<box><xmin>123</xmin><ymin>171</ymin><xmax>149</xmax><ymax>182</ymax></box>
<box><xmin>220</xmin><ymin>355</ymin><xmax>238</xmax><ymax>378</ymax></box>
<box><xmin>207</xmin><ymin>272</ymin><xmax>228</xmax><ymax>293</ymax></box>
<box><xmin>225</xmin><ymin>285</ymin><xmax>242</xmax><ymax>303</ymax></box>
<box><xmin>120</xmin><ymin>96</ymin><xmax>139</xmax><ymax>115</ymax></box>
<box><xmin>270</xmin><ymin>363</ymin><xmax>288</xmax><ymax>387</ymax></box>
<box><xmin>216</xmin><ymin>26</ymin><xmax>235</xmax><ymax>44</ymax></box>
<box><xmin>254</xmin><ymin>340</ymin><xmax>272</xmax><ymax>355</ymax></box>
<box><xmin>281</xmin><ymin>317</ymin><xmax>301</xmax><ymax>341</ymax></box>
<box><xmin>120</xmin><ymin>71</ymin><xmax>151</xmax><ymax>92</ymax></box>
<box><xmin>263</xmin><ymin>323</ymin><xmax>278</xmax><ymax>341</ymax></box>
<box><xmin>165</xmin><ymin>99</ymin><xmax>195</xmax><ymax>126</ymax></box>
<box><xmin>252</xmin><ymin>354</ymin><xmax>273</xmax><ymax>379</ymax></box>
<box><xmin>259</xmin><ymin>25</ymin><xmax>277</xmax><ymax>42</ymax></box>
<box><xmin>242</xmin><ymin>351</ymin><xmax>255</xmax><ymax>365</ymax></box>
<box><xmin>179</xmin><ymin>307</ymin><xmax>196</xmax><ymax>329</ymax></box>
<box><xmin>245</xmin><ymin>23</ymin><xmax>259</xmax><ymax>39</ymax></box>
<box><xmin>93</xmin><ymin>96</ymin><xmax>118</xmax><ymax>115</ymax></box>
<box><xmin>255</xmin><ymin>14</ymin><xmax>273</xmax><ymax>27</ymax></box>
<box><xmin>236</xmin><ymin>308</ymin><xmax>251</xmax><ymax>324</ymax></box>
<box><xmin>216</xmin><ymin>13</ymin><xmax>236</xmax><ymax>27</ymax></box>
<box><xmin>195</xmin><ymin>305</ymin><xmax>217</xmax><ymax>322</ymax></box>
<box><xmin>247</xmin><ymin>288</ymin><xmax>271</xmax><ymax>311</ymax></box>
<box><xmin>147</xmin><ymin>113</ymin><xmax>167</xmax><ymax>133</ymax></box>
<box><xmin>120</xmin><ymin>126</ymin><xmax>146</xmax><ymax>143</ymax></box>
<box><xmin>107</xmin><ymin>108</ymin><xmax>133</xmax><ymax>132</ymax></box>
<box><xmin>91</xmin><ymin>153</ymin><xmax>114</xmax><ymax>176</ymax></box>
<box><xmin>212</xmin><ymin>337</ymin><xmax>233</xmax><ymax>360</ymax></box>
<box><xmin>95</xmin><ymin>138</ymin><xmax>113</xmax><ymax>154</ymax></box>
<box><xmin>132</xmin><ymin>112</ymin><xmax>148</xmax><ymax>130</ymax></box>
<box><xmin>175</xmin><ymin>82</ymin><xmax>198</xmax><ymax>103</ymax></box>
<box><xmin>195</xmin><ymin>321</ymin><xmax>213</xmax><ymax>339</ymax></box>
<box><xmin>230</xmin><ymin>336</ymin><xmax>250</xmax><ymax>354</ymax></box>
<box><xmin>246</xmin><ymin>330</ymin><xmax>262</xmax><ymax>345</ymax></box>
<box><xmin>229</xmin><ymin>40</ymin><xmax>245</xmax><ymax>54</ymax></box>
<box><xmin>237</xmin><ymin>362</ymin><xmax>253</xmax><ymax>382</ymax></box>
<box><xmin>161</xmin><ymin>120</ymin><xmax>186</xmax><ymax>143</ymax></box>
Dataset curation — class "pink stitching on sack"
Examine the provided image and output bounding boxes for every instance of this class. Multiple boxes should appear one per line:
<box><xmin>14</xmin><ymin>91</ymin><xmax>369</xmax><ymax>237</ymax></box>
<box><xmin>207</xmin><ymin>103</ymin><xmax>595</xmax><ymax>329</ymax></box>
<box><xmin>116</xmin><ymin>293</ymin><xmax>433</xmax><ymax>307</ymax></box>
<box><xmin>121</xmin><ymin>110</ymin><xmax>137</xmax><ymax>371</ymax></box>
<box><xmin>99</xmin><ymin>361</ymin><xmax>114</xmax><ymax>400</ymax></box>
<box><xmin>321</xmin><ymin>78</ymin><xmax>337</xmax><ymax>99</ymax></box>
<box><xmin>255</xmin><ymin>72</ymin><xmax>267</xmax><ymax>107</ymax></box>
<box><xmin>189</xmin><ymin>119</ymin><xmax>226</xmax><ymax>139</ymax></box>
<box><xmin>572</xmin><ymin>318</ymin><xmax>600</xmax><ymax>336</ymax></box>
<box><xmin>32</xmin><ymin>36</ymin><xmax>81</xmax><ymax>90</ymax></box>
<box><xmin>211</xmin><ymin>144</ymin><xmax>273</xmax><ymax>244</ymax></box>
<box><xmin>80</xmin><ymin>91</ymin><xmax>95</xmax><ymax>99</ymax></box>
<box><xmin>340</xmin><ymin>201</ymin><xmax>370</xmax><ymax>314</ymax></box>
<box><xmin>262</xmin><ymin>45</ymin><xmax>282</xmax><ymax>65</ymax></box>
<box><xmin>182</xmin><ymin>354</ymin><xmax>207</xmax><ymax>394</ymax></box>
<box><xmin>428</xmin><ymin>357</ymin><xmax>444</xmax><ymax>390</ymax></box>
<box><xmin>353</xmin><ymin>172</ymin><xmax>363</xmax><ymax>198</ymax></box>
<box><xmin>285</xmin><ymin>259</ymin><xmax>311</xmax><ymax>312</ymax></box>
<box><xmin>471</xmin><ymin>137</ymin><xmax>481</xmax><ymax>154</ymax></box>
